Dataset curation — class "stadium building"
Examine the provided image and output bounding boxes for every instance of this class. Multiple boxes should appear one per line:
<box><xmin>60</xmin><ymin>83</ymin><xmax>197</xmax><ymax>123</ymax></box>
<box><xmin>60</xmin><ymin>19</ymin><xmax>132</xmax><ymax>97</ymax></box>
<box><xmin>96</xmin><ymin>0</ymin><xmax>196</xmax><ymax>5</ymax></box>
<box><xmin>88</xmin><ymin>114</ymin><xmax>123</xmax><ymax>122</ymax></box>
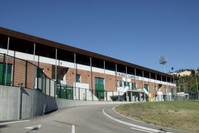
<box><xmin>0</xmin><ymin>27</ymin><xmax>176</xmax><ymax>102</ymax></box>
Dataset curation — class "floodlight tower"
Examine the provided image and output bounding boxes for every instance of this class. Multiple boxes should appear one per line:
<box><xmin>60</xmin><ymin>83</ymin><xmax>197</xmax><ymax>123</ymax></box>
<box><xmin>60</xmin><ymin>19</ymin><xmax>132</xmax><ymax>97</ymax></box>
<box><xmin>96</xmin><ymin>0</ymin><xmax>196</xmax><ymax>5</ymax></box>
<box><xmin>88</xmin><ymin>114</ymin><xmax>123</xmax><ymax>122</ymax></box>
<box><xmin>159</xmin><ymin>56</ymin><xmax>167</xmax><ymax>73</ymax></box>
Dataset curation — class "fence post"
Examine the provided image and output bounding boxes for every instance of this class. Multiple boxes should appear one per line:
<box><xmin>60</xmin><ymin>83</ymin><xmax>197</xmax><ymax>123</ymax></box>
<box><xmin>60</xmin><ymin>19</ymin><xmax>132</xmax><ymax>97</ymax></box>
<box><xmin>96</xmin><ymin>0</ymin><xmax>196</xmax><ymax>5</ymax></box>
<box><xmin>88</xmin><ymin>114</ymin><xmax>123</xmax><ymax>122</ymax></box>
<box><xmin>54</xmin><ymin>80</ymin><xmax>56</xmax><ymax>98</ymax></box>
<box><xmin>25</xmin><ymin>61</ymin><xmax>28</xmax><ymax>88</ymax></box>
<box><xmin>19</xmin><ymin>84</ymin><xmax>23</xmax><ymax>119</ymax></box>
<box><xmin>106</xmin><ymin>91</ymin><xmax>108</xmax><ymax>101</ymax></box>
<box><xmin>12</xmin><ymin>52</ymin><xmax>16</xmax><ymax>86</ymax></box>
<box><xmin>49</xmin><ymin>78</ymin><xmax>51</xmax><ymax>96</ymax></box>
<box><xmin>41</xmin><ymin>73</ymin><xmax>43</xmax><ymax>93</ymax></box>
<box><xmin>85</xmin><ymin>89</ymin><xmax>87</xmax><ymax>101</ymax></box>
<box><xmin>59</xmin><ymin>84</ymin><xmax>61</xmax><ymax>98</ymax></box>
<box><xmin>2</xmin><ymin>54</ymin><xmax>6</xmax><ymax>85</ymax></box>
<box><xmin>92</xmin><ymin>89</ymin><xmax>94</xmax><ymax>101</ymax></box>
<box><xmin>65</xmin><ymin>86</ymin><xmax>67</xmax><ymax>99</ymax></box>
<box><xmin>79</xmin><ymin>88</ymin><xmax>80</xmax><ymax>100</ymax></box>
<box><xmin>36</xmin><ymin>68</ymin><xmax>38</xmax><ymax>90</ymax></box>
<box><xmin>44</xmin><ymin>76</ymin><xmax>46</xmax><ymax>94</ymax></box>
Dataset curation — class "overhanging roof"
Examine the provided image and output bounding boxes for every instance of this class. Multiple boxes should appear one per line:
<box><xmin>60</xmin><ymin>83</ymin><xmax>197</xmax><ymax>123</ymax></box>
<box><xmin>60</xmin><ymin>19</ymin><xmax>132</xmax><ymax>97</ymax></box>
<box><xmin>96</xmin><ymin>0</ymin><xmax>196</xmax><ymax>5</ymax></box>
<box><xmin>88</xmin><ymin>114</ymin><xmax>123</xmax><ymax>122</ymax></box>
<box><xmin>0</xmin><ymin>27</ymin><xmax>172</xmax><ymax>78</ymax></box>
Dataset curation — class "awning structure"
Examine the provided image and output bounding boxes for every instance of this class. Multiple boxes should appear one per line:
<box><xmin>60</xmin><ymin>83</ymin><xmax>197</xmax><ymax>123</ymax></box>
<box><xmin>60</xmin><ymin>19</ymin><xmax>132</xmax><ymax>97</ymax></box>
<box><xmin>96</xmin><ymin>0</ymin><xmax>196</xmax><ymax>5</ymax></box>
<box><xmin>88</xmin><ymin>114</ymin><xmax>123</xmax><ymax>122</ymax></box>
<box><xmin>128</xmin><ymin>88</ymin><xmax>149</xmax><ymax>95</ymax></box>
<box><xmin>129</xmin><ymin>89</ymin><xmax>144</xmax><ymax>93</ymax></box>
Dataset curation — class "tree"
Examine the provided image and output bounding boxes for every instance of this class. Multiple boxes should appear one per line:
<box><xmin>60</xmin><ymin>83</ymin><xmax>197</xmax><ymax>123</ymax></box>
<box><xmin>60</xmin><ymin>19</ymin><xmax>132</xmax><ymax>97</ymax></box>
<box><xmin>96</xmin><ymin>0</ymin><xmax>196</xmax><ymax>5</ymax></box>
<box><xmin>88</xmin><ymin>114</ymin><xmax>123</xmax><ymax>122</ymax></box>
<box><xmin>191</xmin><ymin>70</ymin><xmax>195</xmax><ymax>76</ymax></box>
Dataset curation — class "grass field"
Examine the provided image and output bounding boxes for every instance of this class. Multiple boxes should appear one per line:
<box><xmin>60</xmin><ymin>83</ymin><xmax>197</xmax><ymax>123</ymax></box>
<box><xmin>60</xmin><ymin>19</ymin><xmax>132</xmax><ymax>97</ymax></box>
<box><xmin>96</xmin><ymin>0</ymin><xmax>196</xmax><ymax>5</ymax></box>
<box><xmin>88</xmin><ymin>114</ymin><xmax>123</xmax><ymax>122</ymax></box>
<box><xmin>115</xmin><ymin>100</ymin><xmax>199</xmax><ymax>133</ymax></box>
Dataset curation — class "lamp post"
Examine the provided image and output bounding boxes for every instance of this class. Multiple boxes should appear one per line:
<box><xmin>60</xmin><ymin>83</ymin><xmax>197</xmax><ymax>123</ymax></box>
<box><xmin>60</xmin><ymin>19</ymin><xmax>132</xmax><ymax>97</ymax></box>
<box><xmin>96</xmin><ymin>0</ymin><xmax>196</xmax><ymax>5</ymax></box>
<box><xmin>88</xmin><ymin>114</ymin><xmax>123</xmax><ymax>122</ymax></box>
<box><xmin>170</xmin><ymin>67</ymin><xmax>175</xmax><ymax>100</ymax></box>
<box><xmin>159</xmin><ymin>56</ymin><xmax>167</xmax><ymax>73</ymax></box>
<box><xmin>195</xmin><ymin>70</ymin><xmax>198</xmax><ymax>99</ymax></box>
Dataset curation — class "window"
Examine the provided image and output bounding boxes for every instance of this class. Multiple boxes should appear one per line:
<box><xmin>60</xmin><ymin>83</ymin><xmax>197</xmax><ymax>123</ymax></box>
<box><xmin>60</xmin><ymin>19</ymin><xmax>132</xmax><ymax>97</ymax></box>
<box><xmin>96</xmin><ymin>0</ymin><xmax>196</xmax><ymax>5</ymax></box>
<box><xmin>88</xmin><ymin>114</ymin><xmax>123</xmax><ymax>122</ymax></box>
<box><xmin>124</xmin><ymin>81</ymin><xmax>126</xmax><ymax>87</ymax></box>
<box><xmin>132</xmin><ymin>83</ymin><xmax>136</xmax><ymax>89</ymax></box>
<box><xmin>95</xmin><ymin>77</ymin><xmax>105</xmax><ymax>99</ymax></box>
<box><xmin>144</xmin><ymin>84</ymin><xmax>149</xmax><ymax>91</ymax></box>
<box><xmin>0</xmin><ymin>63</ymin><xmax>12</xmax><ymax>85</ymax></box>
<box><xmin>76</xmin><ymin>74</ymin><xmax>81</xmax><ymax>82</ymax></box>
<box><xmin>117</xmin><ymin>80</ymin><xmax>119</xmax><ymax>87</ymax></box>
<box><xmin>124</xmin><ymin>81</ymin><xmax>130</xmax><ymax>87</ymax></box>
<box><xmin>37</xmin><ymin>68</ymin><xmax>44</xmax><ymax>78</ymax></box>
<box><xmin>119</xmin><ymin>80</ymin><xmax>123</xmax><ymax>87</ymax></box>
<box><xmin>127</xmin><ymin>82</ymin><xmax>130</xmax><ymax>87</ymax></box>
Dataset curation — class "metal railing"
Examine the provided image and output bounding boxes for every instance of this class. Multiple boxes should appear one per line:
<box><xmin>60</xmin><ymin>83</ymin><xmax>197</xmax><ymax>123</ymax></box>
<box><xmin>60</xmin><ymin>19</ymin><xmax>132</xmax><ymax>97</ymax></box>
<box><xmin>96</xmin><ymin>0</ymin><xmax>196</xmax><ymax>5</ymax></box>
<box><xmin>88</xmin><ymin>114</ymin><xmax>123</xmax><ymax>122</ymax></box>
<box><xmin>0</xmin><ymin>53</ymin><xmax>55</xmax><ymax>95</ymax></box>
<box><xmin>0</xmin><ymin>53</ymin><xmax>119</xmax><ymax>101</ymax></box>
<box><xmin>3</xmin><ymin>53</ymin><xmax>190</xmax><ymax>102</ymax></box>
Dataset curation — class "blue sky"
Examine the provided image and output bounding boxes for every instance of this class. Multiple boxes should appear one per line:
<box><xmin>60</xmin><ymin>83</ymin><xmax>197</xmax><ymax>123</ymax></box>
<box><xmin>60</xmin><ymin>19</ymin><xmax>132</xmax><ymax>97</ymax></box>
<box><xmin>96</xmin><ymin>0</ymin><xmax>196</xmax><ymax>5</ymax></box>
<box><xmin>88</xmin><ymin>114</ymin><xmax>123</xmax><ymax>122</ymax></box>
<box><xmin>1</xmin><ymin>0</ymin><xmax>199</xmax><ymax>73</ymax></box>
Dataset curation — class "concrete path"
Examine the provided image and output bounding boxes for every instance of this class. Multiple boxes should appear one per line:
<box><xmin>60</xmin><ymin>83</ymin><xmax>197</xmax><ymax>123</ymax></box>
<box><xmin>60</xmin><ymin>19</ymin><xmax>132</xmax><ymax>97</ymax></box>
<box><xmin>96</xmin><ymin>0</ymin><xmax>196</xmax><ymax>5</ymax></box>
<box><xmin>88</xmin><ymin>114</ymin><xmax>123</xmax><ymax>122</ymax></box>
<box><xmin>0</xmin><ymin>104</ymin><xmax>187</xmax><ymax>133</ymax></box>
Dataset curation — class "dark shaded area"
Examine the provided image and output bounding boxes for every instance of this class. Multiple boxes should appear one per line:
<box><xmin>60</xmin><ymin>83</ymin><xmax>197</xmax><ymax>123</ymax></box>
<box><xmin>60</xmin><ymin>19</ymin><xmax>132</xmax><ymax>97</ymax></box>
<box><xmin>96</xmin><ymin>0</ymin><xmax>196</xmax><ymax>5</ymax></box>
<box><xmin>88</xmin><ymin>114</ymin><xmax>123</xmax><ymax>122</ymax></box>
<box><xmin>0</xmin><ymin>124</ymin><xmax>8</xmax><ymax>133</ymax></box>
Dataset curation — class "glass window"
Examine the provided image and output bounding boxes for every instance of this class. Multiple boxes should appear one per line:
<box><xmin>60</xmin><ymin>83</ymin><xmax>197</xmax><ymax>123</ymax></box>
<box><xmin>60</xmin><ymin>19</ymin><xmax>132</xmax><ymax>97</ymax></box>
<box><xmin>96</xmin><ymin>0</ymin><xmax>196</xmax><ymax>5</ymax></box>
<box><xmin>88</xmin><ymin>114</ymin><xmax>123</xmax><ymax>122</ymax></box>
<box><xmin>144</xmin><ymin>84</ymin><xmax>149</xmax><ymax>91</ymax></box>
<box><xmin>76</xmin><ymin>74</ymin><xmax>81</xmax><ymax>82</ymax></box>
<box><xmin>127</xmin><ymin>82</ymin><xmax>130</xmax><ymax>87</ymax></box>
<box><xmin>124</xmin><ymin>81</ymin><xmax>130</xmax><ymax>87</ymax></box>
<box><xmin>117</xmin><ymin>80</ymin><xmax>119</xmax><ymax>87</ymax></box>
<box><xmin>95</xmin><ymin>77</ymin><xmax>104</xmax><ymax>85</ymax></box>
<box><xmin>0</xmin><ymin>63</ymin><xmax>12</xmax><ymax>85</ymax></box>
<box><xmin>119</xmin><ymin>80</ymin><xmax>123</xmax><ymax>87</ymax></box>
<box><xmin>124</xmin><ymin>81</ymin><xmax>126</xmax><ymax>87</ymax></box>
<box><xmin>132</xmin><ymin>83</ymin><xmax>136</xmax><ymax>89</ymax></box>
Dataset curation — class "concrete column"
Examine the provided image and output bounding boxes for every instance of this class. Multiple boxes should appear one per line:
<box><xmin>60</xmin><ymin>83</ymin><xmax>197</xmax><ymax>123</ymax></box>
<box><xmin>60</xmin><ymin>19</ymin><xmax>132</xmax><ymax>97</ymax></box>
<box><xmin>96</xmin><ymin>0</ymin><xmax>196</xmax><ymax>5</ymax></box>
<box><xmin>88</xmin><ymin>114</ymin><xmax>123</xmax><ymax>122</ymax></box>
<box><xmin>90</xmin><ymin>57</ymin><xmax>93</xmax><ymax>101</ymax></box>
<box><xmin>55</xmin><ymin>49</ymin><xmax>57</xmax><ymax>81</ymax></box>
<box><xmin>104</xmin><ymin>61</ymin><xmax>106</xmax><ymax>100</ymax></box>
<box><xmin>5</xmin><ymin>37</ymin><xmax>10</xmax><ymax>85</ymax></box>
<box><xmin>115</xmin><ymin>64</ymin><xmax>117</xmax><ymax>89</ymax></box>
<box><xmin>134</xmin><ymin>68</ymin><xmax>137</xmax><ymax>89</ymax></box>
<box><xmin>142</xmin><ymin>70</ymin><xmax>144</xmax><ymax>88</ymax></box>
<box><xmin>32</xmin><ymin>43</ymin><xmax>36</xmax><ymax>89</ymax></box>
<box><xmin>149</xmin><ymin>72</ymin><xmax>151</xmax><ymax>92</ymax></box>
<box><xmin>74</xmin><ymin>53</ymin><xmax>77</xmax><ymax>99</ymax></box>
<box><xmin>142</xmin><ymin>70</ymin><xmax>146</xmax><ymax>101</ymax></box>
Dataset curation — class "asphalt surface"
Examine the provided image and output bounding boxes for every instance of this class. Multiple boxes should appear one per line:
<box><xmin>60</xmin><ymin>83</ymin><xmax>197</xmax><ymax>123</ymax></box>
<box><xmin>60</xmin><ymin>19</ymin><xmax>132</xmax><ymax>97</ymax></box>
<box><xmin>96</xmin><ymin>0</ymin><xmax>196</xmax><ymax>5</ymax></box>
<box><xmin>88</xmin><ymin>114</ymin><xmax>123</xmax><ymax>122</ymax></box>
<box><xmin>0</xmin><ymin>104</ymin><xmax>187</xmax><ymax>133</ymax></box>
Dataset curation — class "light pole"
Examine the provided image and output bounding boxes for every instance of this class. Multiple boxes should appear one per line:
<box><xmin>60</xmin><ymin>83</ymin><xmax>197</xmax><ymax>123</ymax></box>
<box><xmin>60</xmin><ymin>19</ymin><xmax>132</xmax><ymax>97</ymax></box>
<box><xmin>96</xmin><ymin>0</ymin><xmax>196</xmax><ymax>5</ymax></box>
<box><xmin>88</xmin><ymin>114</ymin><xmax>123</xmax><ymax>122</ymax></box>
<box><xmin>159</xmin><ymin>56</ymin><xmax>167</xmax><ymax>73</ymax></box>
<box><xmin>171</xmin><ymin>67</ymin><xmax>175</xmax><ymax>100</ymax></box>
<box><xmin>195</xmin><ymin>70</ymin><xmax>198</xmax><ymax>99</ymax></box>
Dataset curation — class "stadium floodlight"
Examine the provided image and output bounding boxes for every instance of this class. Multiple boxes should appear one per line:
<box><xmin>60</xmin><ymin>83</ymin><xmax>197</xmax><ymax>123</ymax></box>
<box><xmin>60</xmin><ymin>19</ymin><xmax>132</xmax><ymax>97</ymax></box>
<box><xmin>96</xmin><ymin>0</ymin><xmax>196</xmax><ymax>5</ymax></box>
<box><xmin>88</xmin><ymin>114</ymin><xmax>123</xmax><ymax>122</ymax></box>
<box><xmin>159</xmin><ymin>56</ymin><xmax>167</xmax><ymax>73</ymax></box>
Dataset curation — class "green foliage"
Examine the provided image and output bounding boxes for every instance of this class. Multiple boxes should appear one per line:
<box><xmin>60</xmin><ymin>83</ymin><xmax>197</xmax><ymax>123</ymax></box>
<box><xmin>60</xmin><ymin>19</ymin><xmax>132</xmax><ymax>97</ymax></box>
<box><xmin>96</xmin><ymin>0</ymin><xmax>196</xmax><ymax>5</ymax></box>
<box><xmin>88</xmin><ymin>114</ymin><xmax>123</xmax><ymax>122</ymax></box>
<box><xmin>175</xmin><ymin>69</ymin><xmax>199</xmax><ymax>99</ymax></box>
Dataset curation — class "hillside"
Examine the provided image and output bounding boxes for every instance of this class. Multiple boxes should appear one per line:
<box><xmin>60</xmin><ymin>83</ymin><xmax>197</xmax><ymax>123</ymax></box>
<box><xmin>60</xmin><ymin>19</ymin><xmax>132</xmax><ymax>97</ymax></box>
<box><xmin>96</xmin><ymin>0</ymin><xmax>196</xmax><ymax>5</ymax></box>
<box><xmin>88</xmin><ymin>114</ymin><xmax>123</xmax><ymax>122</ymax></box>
<box><xmin>174</xmin><ymin>69</ymin><xmax>199</xmax><ymax>99</ymax></box>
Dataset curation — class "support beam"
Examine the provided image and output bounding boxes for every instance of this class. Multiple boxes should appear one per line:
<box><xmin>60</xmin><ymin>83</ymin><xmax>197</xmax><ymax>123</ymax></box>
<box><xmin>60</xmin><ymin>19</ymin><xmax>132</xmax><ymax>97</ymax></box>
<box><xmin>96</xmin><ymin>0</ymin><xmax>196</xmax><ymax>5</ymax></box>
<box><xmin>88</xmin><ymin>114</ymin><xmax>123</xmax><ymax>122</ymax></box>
<box><xmin>32</xmin><ymin>43</ymin><xmax>36</xmax><ymax>89</ymax></box>
<box><xmin>115</xmin><ymin>64</ymin><xmax>117</xmax><ymax>91</ymax></box>
<box><xmin>55</xmin><ymin>49</ymin><xmax>57</xmax><ymax>82</ymax></box>
<box><xmin>142</xmin><ymin>70</ymin><xmax>144</xmax><ymax>88</ymax></box>
<box><xmin>5</xmin><ymin>37</ymin><xmax>10</xmax><ymax>85</ymax></box>
<box><xmin>74</xmin><ymin>53</ymin><xmax>77</xmax><ymax>99</ymax></box>
<box><xmin>149</xmin><ymin>72</ymin><xmax>151</xmax><ymax>92</ymax></box>
<box><xmin>90</xmin><ymin>57</ymin><xmax>93</xmax><ymax>101</ymax></box>
<box><xmin>134</xmin><ymin>68</ymin><xmax>136</xmax><ymax>89</ymax></box>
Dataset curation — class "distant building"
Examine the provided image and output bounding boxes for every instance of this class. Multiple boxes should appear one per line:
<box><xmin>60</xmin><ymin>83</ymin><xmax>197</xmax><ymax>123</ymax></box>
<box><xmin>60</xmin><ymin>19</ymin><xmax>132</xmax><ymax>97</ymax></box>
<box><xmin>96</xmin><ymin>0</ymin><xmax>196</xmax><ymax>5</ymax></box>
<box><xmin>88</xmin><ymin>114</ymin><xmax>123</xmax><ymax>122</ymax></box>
<box><xmin>177</xmin><ymin>70</ymin><xmax>192</xmax><ymax>77</ymax></box>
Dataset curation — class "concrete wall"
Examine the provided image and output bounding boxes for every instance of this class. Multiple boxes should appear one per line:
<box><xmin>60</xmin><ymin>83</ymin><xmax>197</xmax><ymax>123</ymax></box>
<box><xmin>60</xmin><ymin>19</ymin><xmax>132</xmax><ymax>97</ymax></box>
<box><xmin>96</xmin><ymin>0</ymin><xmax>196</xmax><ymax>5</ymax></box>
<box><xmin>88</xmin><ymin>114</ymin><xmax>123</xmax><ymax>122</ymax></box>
<box><xmin>21</xmin><ymin>88</ymin><xmax>58</xmax><ymax>119</ymax></box>
<box><xmin>0</xmin><ymin>86</ymin><xmax>20</xmax><ymax>121</ymax></box>
<box><xmin>0</xmin><ymin>86</ymin><xmax>127</xmax><ymax>121</ymax></box>
<box><xmin>0</xmin><ymin>86</ymin><xmax>58</xmax><ymax>121</ymax></box>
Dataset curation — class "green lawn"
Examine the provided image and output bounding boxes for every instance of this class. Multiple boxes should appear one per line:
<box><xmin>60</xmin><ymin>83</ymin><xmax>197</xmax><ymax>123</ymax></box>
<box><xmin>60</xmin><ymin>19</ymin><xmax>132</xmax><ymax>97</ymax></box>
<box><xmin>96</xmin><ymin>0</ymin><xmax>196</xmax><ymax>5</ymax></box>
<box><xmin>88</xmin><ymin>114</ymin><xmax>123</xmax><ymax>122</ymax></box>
<box><xmin>115</xmin><ymin>100</ymin><xmax>199</xmax><ymax>133</ymax></box>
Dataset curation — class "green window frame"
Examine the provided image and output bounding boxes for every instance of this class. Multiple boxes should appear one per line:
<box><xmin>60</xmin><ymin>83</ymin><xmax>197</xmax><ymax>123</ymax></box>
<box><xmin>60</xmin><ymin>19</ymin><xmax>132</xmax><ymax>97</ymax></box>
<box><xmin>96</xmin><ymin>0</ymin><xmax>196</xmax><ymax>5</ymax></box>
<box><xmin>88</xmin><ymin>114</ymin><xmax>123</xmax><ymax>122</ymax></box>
<box><xmin>95</xmin><ymin>77</ymin><xmax>105</xmax><ymax>99</ymax></box>
<box><xmin>0</xmin><ymin>63</ymin><xmax>12</xmax><ymax>85</ymax></box>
